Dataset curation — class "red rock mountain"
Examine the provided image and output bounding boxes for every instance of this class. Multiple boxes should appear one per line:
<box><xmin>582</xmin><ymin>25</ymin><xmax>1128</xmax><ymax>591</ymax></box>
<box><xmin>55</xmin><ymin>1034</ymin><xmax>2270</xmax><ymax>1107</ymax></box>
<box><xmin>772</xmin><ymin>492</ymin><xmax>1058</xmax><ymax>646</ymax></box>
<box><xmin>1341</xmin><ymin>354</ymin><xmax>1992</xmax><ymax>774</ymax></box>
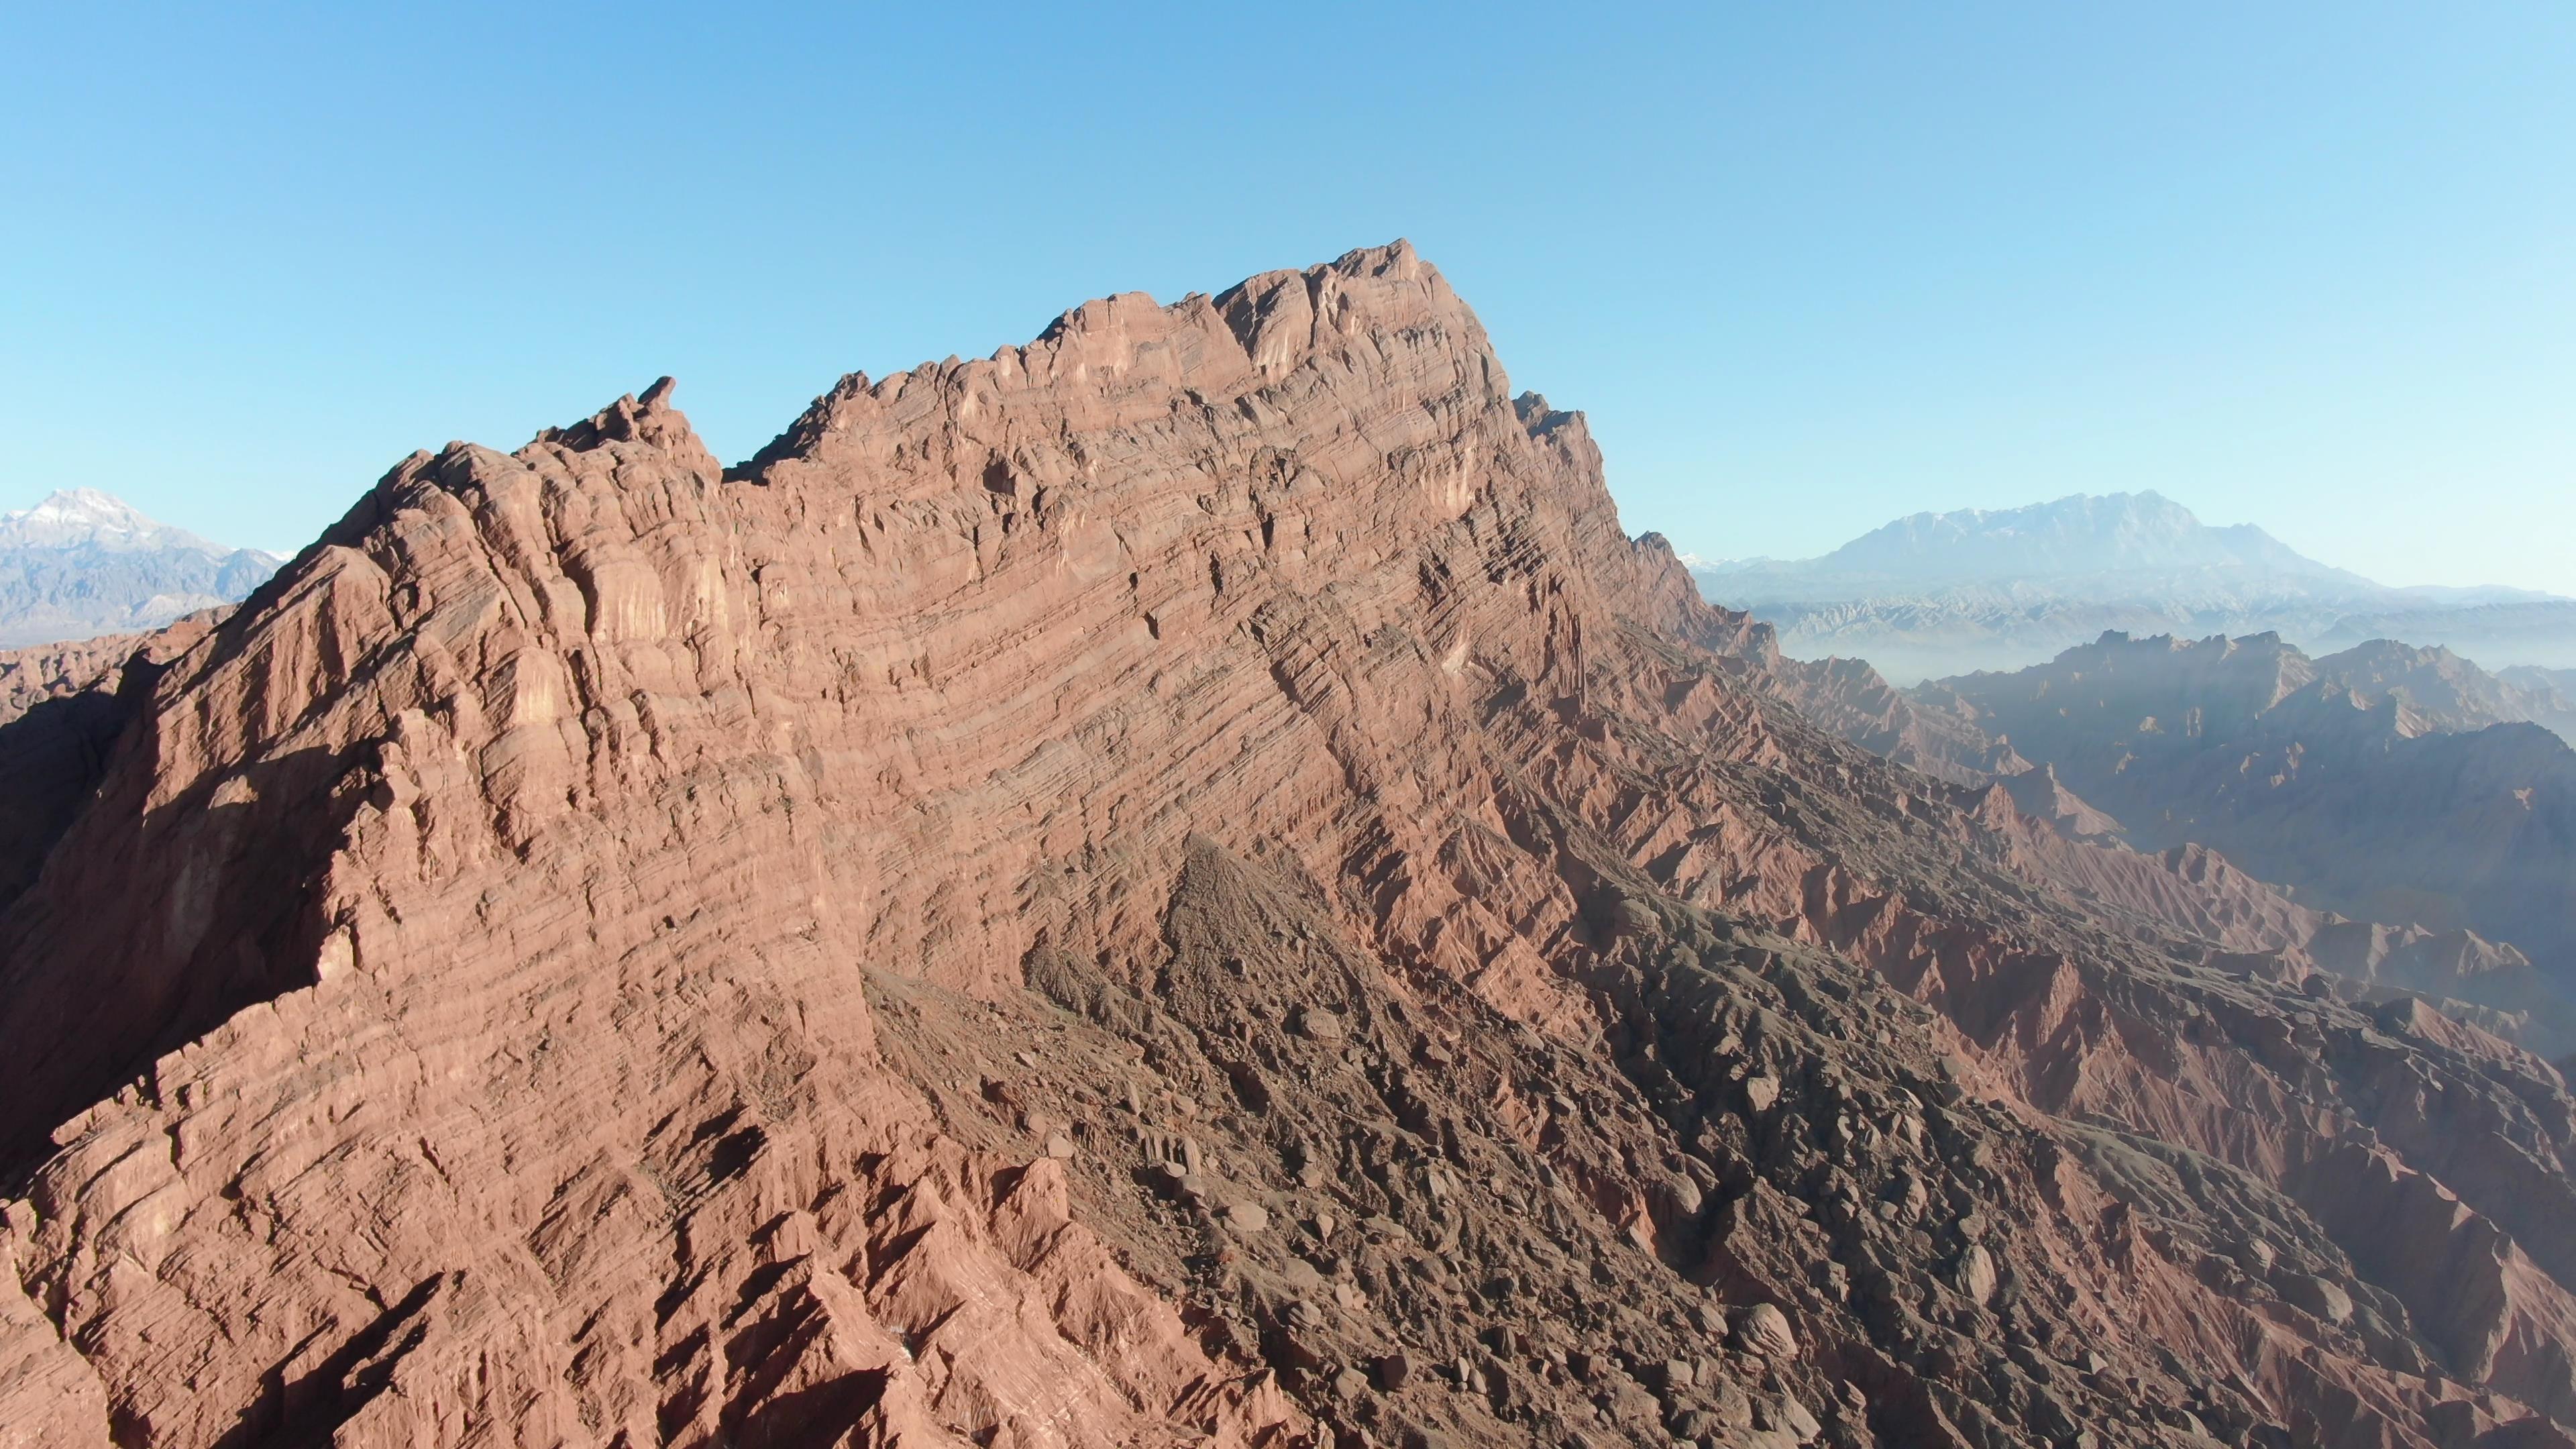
<box><xmin>4</xmin><ymin>245</ymin><xmax>2575</xmax><ymax>1449</ymax></box>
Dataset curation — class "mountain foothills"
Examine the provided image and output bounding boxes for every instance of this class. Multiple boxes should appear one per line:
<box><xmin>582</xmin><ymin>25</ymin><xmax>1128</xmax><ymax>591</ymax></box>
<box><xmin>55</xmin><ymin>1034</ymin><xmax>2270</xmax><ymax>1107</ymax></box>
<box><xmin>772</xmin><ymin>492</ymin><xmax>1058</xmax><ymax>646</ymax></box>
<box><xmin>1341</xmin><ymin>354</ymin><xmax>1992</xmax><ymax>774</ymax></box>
<box><xmin>0</xmin><ymin>489</ymin><xmax>280</xmax><ymax>649</ymax></box>
<box><xmin>1873</xmin><ymin>633</ymin><xmax>2576</xmax><ymax>1058</ymax></box>
<box><xmin>1694</xmin><ymin>493</ymin><xmax>2576</xmax><ymax>683</ymax></box>
<box><xmin>5</xmin><ymin>246</ymin><xmax>2576</xmax><ymax>1449</ymax></box>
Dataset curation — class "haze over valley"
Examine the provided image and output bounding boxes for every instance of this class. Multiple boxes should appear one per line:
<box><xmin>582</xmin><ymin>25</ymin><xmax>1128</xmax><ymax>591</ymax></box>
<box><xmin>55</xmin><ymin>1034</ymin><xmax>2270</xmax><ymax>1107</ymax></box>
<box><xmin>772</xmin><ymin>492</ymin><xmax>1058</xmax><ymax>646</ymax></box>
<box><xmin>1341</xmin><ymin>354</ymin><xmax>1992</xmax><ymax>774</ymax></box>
<box><xmin>1691</xmin><ymin>491</ymin><xmax>2576</xmax><ymax>684</ymax></box>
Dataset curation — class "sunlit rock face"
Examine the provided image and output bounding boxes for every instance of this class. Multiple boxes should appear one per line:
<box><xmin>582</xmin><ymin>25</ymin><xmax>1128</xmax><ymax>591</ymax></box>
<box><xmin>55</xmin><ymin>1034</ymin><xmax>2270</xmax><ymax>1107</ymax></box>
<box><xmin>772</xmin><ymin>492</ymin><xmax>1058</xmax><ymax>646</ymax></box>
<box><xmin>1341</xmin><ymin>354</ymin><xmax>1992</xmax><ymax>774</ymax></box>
<box><xmin>3</xmin><ymin>245</ymin><xmax>2574</xmax><ymax>1449</ymax></box>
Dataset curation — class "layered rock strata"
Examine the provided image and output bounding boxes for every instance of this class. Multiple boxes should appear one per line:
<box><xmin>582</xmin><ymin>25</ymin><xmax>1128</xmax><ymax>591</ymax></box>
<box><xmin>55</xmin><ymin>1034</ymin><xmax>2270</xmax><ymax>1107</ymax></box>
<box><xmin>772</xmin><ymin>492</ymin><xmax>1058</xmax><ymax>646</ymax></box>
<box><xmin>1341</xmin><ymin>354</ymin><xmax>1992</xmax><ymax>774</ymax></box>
<box><xmin>2</xmin><ymin>245</ymin><xmax>2573</xmax><ymax>1449</ymax></box>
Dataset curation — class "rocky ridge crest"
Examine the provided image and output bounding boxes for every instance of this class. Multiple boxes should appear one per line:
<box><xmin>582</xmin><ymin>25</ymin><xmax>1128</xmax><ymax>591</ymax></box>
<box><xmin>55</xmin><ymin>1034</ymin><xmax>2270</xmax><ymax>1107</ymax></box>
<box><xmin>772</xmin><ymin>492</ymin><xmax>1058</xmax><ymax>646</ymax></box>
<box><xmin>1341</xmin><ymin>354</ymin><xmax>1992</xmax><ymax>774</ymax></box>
<box><xmin>3</xmin><ymin>246</ymin><xmax>2573</xmax><ymax>1449</ymax></box>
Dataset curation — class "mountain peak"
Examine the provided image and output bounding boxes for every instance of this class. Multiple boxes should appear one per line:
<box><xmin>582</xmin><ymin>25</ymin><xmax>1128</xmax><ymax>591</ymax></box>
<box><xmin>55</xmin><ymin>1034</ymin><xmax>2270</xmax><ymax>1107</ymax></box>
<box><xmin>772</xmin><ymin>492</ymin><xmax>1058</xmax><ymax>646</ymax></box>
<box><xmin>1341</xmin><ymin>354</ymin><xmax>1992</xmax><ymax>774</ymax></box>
<box><xmin>0</xmin><ymin>488</ymin><xmax>248</xmax><ymax>557</ymax></box>
<box><xmin>1686</xmin><ymin>490</ymin><xmax>2431</xmax><ymax>682</ymax></box>
<box><xmin>531</xmin><ymin>375</ymin><xmax>718</xmax><ymax>471</ymax></box>
<box><xmin>0</xmin><ymin>490</ymin><xmax>280</xmax><ymax>648</ymax></box>
<box><xmin>1900</xmin><ymin>489</ymin><xmax>2198</xmax><ymax>531</ymax></box>
<box><xmin>6</xmin><ymin>245</ymin><xmax>2575</xmax><ymax>1449</ymax></box>
<box><xmin>20</xmin><ymin>487</ymin><xmax>151</xmax><ymax>525</ymax></box>
<box><xmin>1826</xmin><ymin>490</ymin><xmax>2314</xmax><ymax>580</ymax></box>
<box><xmin>740</xmin><ymin>239</ymin><xmax>1483</xmax><ymax>483</ymax></box>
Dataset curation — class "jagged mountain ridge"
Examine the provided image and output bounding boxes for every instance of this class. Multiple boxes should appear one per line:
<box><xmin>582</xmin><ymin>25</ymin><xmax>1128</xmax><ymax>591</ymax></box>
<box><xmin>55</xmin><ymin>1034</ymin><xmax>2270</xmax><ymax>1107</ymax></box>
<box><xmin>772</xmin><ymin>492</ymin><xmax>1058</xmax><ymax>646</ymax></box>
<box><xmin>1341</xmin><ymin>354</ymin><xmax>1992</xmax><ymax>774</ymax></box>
<box><xmin>4</xmin><ymin>246</ymin><xmax>2575</xmax><ymax>1449</ymax></box>
<box><xmin>1749</xmin><ymin>630</ymin><xmax>2576</xmax><ymax>1055</ymax></box>
<box><xmin>0</xmin><ymin>488</ymin><xmax>280</xmax><ymax>649</ymax></box>
<box><xmin>1913</xmin><ymin>631</ymin><xmax>2576</xmax><ymax>991</ymax></box>
<box><xmin>2306</xmin><ymin>639</ymin><xmax>2576</xmax><ymax>743</ymax></box>
<box><xmin>1693</xmin><ymin>493</ymin><xmax>2576</xmax><ymax>682</ymax></box>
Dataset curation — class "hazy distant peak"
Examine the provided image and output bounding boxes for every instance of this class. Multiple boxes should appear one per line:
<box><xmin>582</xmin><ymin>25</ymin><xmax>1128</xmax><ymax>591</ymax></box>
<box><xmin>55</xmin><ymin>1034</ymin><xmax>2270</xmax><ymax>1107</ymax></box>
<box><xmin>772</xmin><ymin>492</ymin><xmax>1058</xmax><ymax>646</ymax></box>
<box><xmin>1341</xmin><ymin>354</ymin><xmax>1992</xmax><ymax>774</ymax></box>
<box><xmin>1799</xmin><ymin>490</ymin><xmax>2348</xmax><ymax>584</ymax></box>
<box><xmin>0</xmin><ymin>488</ymin><xmax>259</xmax><ymax>559</ymax></box>
<box><xmin>1683</xmin><ymin>489</ymin><xmax>2576</xmax><ymax>684</ymax></box>
<box><xmin>1880</xmin><ymin>488</ymin><xmax>2197</xmax><ymax>535</ymax></box>
<box><xmin>1690</xmin><ymin>488</ymin><xmax>2399</xmax><ymax>629</ymax></box>
<box><xmin>0</xmin><ymin>490</ymin><xmax>280</xmax><ymax>648</ymax></box>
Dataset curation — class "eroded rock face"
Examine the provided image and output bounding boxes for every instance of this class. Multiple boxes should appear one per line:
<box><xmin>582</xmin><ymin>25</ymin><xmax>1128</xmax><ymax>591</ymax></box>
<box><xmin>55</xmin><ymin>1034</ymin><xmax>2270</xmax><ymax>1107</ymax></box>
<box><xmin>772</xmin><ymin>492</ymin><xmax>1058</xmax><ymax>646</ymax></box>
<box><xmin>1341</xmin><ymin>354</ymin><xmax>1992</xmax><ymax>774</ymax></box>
<box><xmin>1</xmin><ymin>244</ymin><xmax>2573</xmax><ymax>1448</ymax></box>
<box><xmin>0</xmin><ymin>615</ymin><xmax>219</xmax><ymax>910</ymax></box>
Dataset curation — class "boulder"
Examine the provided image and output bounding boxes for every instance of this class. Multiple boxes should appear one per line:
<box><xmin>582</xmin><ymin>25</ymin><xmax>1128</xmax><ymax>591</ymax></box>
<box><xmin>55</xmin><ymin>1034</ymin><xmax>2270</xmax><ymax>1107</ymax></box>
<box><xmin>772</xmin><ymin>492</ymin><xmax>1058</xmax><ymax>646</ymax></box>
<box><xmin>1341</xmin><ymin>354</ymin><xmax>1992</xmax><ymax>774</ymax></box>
<box><xmin>2281</xmin><ymin>1273</ymin><xmax>2354</xmax><ymax>1326</ymax></box>
<box><xmin>1373</xmin><ymin>1350</ymin><xmax>1414</xmax><ymax>1391</ymax></box>
<box><xmin>1730</xmin><ymin>1302</ymin><xmax>1799</xmax><ymax>1360</ymax></box>
<box><xmin>1954</xmin><ymin>1243</ymin><xmax>1998</xmax><ymax>1305</ymax></box>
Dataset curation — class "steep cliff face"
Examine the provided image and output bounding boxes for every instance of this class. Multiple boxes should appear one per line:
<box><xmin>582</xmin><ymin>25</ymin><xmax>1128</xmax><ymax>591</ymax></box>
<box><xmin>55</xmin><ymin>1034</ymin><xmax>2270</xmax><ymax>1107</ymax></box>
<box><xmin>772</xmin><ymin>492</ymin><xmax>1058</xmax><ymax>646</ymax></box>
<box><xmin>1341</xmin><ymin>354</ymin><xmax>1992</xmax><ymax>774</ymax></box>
<box><xmin>3</xmin><ymin>246</ymin><xmax>2574</xmax><ymax>1449</ymax></box>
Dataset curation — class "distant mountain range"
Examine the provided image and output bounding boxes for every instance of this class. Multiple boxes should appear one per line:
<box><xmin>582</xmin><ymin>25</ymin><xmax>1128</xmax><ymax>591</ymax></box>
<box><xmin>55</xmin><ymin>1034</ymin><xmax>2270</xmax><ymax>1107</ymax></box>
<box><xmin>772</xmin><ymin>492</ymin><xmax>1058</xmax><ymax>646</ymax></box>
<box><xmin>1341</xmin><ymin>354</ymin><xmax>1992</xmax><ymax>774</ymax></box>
<box><xmin>2507</xmin><ymin>663</ymin><xmax>2576</xmax><ymax>698</ymax></box>
<box><xmin>0</xmin><ymin>489</ymin><xmax>280</xmax><ymax>648</ymax></box>
<box><xmin>1692</xmin><ymin>491</ymin><xmax>2576</xmax><ymax>682</ymax></box>
<box><xmin>1900</xmin><ymin>631</ymin><xmax>2576</xmax><ymax>1041</ymax></box>
<box><xmin>1746</xmin><ymin>628</ymin><xmax>2576</xmax><ymax>1055</ymax></box>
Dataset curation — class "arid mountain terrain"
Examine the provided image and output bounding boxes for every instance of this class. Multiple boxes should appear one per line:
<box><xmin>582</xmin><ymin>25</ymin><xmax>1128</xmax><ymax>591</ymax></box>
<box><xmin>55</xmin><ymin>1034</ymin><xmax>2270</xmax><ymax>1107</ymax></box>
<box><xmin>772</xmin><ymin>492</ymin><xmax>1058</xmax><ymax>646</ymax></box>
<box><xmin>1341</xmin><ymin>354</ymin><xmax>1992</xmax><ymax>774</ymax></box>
<box><xmin>2314</xmin><ymin>607</ymin><xmax>2576</xmax><ymax>675</ymax></box>
<box><xmin>1693</xmin><ymin>494</ymin><xmax>2576</xmax><ymax>682</ymax></box>
<box><xmin>5</xmin><ymin>246</ymin><xmax>2576</xmax><ymax>1449</ymax></box>
<box><xmin>2294</xmin><ymin>642</ymin><xmax>2576</xmax><ymax>744</ymax></box>
<box><xmin>0</xmin><ymin>490</ymin><xmax>280</xmax><ymax>649</ymax></box>
<box><xmin>1874</xmin><ymin>633</ymin><xmax>2576</xmax><ymax>1058</ymax></box>
<box><xmin>1912</xmin><ymin>633</ymin><xmax>2576</xmax><ymax>971</ymax></box>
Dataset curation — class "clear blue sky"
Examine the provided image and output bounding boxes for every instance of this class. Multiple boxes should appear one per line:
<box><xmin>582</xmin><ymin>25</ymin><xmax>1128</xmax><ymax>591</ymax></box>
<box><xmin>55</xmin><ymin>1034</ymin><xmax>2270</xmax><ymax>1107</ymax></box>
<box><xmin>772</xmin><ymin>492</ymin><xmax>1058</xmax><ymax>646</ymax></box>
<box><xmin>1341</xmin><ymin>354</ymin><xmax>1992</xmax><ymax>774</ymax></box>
<box><xmin>6</xmin><ymin>5</ymin><xmax>2571</xmax><ymax>590</ymax></box>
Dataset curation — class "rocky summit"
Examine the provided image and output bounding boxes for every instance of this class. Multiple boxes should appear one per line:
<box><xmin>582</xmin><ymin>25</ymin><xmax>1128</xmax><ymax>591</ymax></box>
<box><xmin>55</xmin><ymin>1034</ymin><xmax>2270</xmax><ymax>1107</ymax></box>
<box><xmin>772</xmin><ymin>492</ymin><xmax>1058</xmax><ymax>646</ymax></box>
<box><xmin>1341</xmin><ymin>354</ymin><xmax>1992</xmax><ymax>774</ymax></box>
<box><xmin>3</xmin><ymin>244</ymin><xmax>2575</xmax><ymax>1449</ymax></box>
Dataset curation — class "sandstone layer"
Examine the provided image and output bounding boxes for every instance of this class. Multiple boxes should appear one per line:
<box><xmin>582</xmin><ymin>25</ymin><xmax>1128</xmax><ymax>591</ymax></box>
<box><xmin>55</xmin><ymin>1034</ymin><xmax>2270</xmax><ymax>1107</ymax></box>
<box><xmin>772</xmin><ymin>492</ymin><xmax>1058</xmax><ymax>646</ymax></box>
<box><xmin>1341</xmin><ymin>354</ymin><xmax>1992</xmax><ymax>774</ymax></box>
<box><xmin>4</xmin><ymin>246</ymin><xmax>2575</xmax><ymax>1449</ymax></box>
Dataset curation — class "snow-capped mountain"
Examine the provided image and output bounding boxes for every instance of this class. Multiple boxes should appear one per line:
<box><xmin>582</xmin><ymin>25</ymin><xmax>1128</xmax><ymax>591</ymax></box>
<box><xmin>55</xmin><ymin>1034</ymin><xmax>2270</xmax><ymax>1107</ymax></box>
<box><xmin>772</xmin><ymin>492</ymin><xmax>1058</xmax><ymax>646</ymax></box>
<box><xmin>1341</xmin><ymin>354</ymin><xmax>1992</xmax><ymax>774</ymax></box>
<box><xmin>1701</xmin><ymin>491</ymin><xmax>2385</xmax><ymax>600</ymax></box>
<box><xmin>0</xmin><ymin>489</ymin><xmax>281</xmax><ymax>648</ymax></box>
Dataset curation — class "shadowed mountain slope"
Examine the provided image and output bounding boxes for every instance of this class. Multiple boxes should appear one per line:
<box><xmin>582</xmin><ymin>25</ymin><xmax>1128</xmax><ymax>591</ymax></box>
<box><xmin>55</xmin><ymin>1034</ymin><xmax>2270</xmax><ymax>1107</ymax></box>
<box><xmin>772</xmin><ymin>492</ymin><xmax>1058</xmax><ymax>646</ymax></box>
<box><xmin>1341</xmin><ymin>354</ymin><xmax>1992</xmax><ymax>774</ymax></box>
<box><xmin>1917</xmin><ymin>633</ymin><xmax>2576</xmax><ymax>991</ymax></box>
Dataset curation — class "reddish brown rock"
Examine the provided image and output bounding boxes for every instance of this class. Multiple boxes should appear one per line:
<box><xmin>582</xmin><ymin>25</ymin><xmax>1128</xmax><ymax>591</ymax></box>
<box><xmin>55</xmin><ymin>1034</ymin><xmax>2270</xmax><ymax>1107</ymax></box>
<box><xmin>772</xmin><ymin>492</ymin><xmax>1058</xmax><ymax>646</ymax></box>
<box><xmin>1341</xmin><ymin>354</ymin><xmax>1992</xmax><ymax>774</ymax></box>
<box><xmin>0</xmin><ymin>243</ymin><xmax>2571</xmax><ymax>1449</ymax></box>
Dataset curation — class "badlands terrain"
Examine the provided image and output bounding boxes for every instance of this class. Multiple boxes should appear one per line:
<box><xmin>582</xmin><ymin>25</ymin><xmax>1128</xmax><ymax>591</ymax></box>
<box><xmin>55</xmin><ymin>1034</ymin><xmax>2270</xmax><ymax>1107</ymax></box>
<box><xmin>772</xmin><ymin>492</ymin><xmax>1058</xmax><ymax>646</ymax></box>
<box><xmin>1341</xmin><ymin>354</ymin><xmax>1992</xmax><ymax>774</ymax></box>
<box><xmin>1912</xmin><ymin>633</ymin><xmax>2576</xmax><ymax>977</ymax></box>
<box><xmin>3</xmin><ymin>245</ymin><xmax>2575</xmax><ymax>1449</ymax></box>
<box><xmin>1808</xmin><ymin>632</ymin><xmax>2576</xmax><ymax>1061</ymax></box>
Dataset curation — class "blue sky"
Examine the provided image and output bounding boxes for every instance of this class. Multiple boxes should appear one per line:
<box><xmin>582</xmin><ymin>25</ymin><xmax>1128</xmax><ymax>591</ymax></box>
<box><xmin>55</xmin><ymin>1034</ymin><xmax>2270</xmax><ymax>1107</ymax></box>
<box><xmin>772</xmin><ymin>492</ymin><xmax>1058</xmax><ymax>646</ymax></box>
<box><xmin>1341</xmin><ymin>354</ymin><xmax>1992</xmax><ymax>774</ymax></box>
<box><xmin>5</xmin><ymin>5</ymin><xmax>2571</xmax><ymax>590</ymax></box>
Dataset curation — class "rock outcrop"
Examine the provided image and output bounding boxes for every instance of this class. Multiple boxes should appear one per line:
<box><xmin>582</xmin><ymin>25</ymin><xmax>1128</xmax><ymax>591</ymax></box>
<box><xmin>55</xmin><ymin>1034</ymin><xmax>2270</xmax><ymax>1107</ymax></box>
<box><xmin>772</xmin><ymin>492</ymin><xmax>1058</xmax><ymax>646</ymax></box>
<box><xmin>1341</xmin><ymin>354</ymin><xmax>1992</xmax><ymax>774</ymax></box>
<box><xmin>4</xmin><ymin>244</ymin><xmax>2575</xmax><ymax>1449</ymax></box>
